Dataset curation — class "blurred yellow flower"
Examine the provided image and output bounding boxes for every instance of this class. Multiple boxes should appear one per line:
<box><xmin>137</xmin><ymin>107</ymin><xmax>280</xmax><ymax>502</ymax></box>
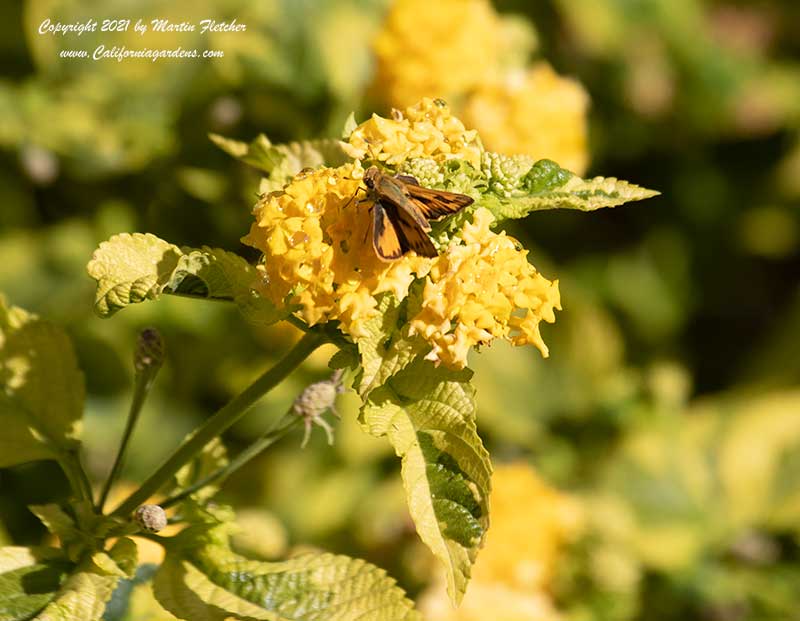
<box><xmin>372</xmin><ymin>0</ymin><xmax>504</xmax><ymax>108</ymax></box>
<box><xmin>420</xmin><ymin>581</ymin><xmax>560</xmax><ymax>621</ymax></box>
<box><xmin>419</xmin><ymin>462</ymin><xmax>582</xmax><ymax>619</ymax></box>
<box><xmin>410</xmin><ymin>208</ymin><xmax>560</xmax><ymax>369</ymax></box>
<box><xmin>461</xmin><ymin>64</ymin><xmax>591</xmax><ymax>175</ymax></box>
<box><xmin>473</xmin><ymin>462</ymin><xmax>583</xmax><ymax>590</ymax></box>
<box><xmin>343</xmin><ymin>98</ymin><xmax>482</xmax><ymax>168</ymax></box>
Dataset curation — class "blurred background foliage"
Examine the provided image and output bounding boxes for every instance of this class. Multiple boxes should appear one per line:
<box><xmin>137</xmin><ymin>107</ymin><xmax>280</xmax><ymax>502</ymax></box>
<box><xmin>1</xmin><ymin>0</ymin><xmax>799</xmax><ymax>619</ymax></box>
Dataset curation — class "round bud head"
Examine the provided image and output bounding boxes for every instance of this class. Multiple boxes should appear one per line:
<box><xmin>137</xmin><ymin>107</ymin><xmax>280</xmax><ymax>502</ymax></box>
<box><xmin>134</xmin><ymin>328</ymin><xmax>165</xmax><ymax>373</ymax></box>
<box><xmin>293</xmin><ymin>380</ymin><xmax>338</xmax><ymax>420</ymax></box>
<box><xmin>135</xmin><ymin>504</ymin><xmax>168</xmax><ymax>533</ymax></box>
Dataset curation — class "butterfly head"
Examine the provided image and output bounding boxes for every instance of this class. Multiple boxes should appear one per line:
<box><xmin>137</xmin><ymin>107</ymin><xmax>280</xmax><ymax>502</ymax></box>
<box><xmin>362</xmin><ymin>166</ymin><xmax>380</xmax><ymax>189</ymax></box>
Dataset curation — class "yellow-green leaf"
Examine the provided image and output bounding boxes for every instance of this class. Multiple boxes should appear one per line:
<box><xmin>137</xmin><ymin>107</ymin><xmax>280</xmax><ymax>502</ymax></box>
<box><xmin>153</xmin><ymin>524</ymin><xmax>420</xmax><ymax>621</ymax></box>
<box><xmin>86</xmin><ymin>235</ymin><xmax>285</xmax><ymax>325</ymax></box>
<box><xmin>360</xmin><ymin>359</ymin><xmax>492</xmax><ymax>605</ymax></box>
<box><xmin>0</xmin><ymin>299</ymin><xmax>83</xmax><ymax>467</ymax></box>
<box><xmin>0</xmin><ymin>547</ymin><xmax>70</xmax><ymax>621</ymax></box>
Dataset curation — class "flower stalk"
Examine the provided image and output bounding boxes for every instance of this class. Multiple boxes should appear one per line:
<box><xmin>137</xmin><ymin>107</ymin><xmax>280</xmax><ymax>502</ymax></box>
<box><xmin>98</xmin><ymin>328</ymin><xmax>165</xmax><ymax>512</ymax></box>
<box><xmin>110</xmin><ymin>331</ymin><xmax>323</xmax><ymax>518</ymax></box>
<box><xmin>160</xmin><ymin>412</ymin><xmax>300</xmax><ymax>510</ymax></box>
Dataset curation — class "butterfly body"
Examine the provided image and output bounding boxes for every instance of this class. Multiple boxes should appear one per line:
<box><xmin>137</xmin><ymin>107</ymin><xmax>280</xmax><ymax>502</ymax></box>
<box><xmin>362</xmin><ymin>166</ymin><xmax>473</xmax><ymax>261</ymax></box>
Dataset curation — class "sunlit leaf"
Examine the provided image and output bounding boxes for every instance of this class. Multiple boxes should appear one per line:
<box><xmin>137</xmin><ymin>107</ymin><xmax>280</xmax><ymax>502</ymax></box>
<box><xmin>211</xmin><ymin>132</ymin><xmax>351</xmax><ymax>193</ymax></box>
<box><xmin>153</xmin><ymin>524</ymin><xmax>420</xmax><ymax>621</ymax></box>
<box><xmin>0</xmin><ymin>299</ymin><xmax>83</xmax><ymax>467</ymax></box>
<box><xmin>87</xmin><ymin>235</ymin><xmax>285</xmax><ymax>325</ymax></box>
<box><xmin>360</xmin><ymin>358</ymin><xmax>491</xmax><ymax>605</ymax></box>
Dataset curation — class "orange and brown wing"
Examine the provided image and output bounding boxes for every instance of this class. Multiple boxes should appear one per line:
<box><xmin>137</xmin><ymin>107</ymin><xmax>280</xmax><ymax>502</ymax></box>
<box><xmin>372</xmin><ymin>202</ymin><xmax>404</xmax><ymax>261</ymax></box>
<box><xmin>389</xmin><ymin>201</ymin><xmax>438</xmax><ymax>258</ymax></box>
<box><xmin>404</xmin><ymin>184</ymin><xmax>474</xmax><ymax>221</ymax></box>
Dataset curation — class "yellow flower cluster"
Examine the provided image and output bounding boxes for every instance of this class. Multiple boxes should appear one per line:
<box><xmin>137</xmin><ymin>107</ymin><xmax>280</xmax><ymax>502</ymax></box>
<box><xmin>372</xmin><ymin>0</ymin><xmax>503</xmax><ymax>109</ymax></box>
<box><xmin>342</xmin><ymin>98</ymin><xmax>482</xmax><ymax>167</ymax></box>
<box><xmin>410</xmin><ymin>208</ymin><xmax>560</xmax><ymax>369</ymax></box>
<box><xmin>244</xmin><ymin>103</ymin><xmax>561</xmax><ymax>368</ymax></box>
<box><xmin>461</xmin><ymin>64</ymin><xmax>590</xmax><ymax>175</ymax></box>
<box><xmin>242</xmin><ymin>163</ymin><xmax>432</xmax><ymax>338</ymax></box>
<box><xmin>371</xmin><ymin>1</ymin><xmax>590</xmax><ymax>174</ymax></box>
<box><xmin>419</xmin><ymin>463</ymin><xmax>583</xmax><ymax>620</ymax></box>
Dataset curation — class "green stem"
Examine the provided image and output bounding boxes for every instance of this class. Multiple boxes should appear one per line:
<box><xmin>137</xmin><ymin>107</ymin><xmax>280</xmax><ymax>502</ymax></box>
<box><xmin>59</xmin><ymin>450</ymin><xmax>94</xmax><ymax>504</ymax></box>
<box><xmin>110</xmin><ymin>332</ymin><xmax>323</xmax><ymax>518</ymax></box>
<box><xmin>97</xmin><ymin>368</ymin><xmax>158</xmax><ymax>512</ymax></box>
<box><xmin>160</xmin><ymin>412</ymin><xmax>300</xmax><ymax>510</ymax></box>
<box><xmin>286</xmin><ymin>314</ymin><xmax>312</xmax><ymax>333</ymax></box>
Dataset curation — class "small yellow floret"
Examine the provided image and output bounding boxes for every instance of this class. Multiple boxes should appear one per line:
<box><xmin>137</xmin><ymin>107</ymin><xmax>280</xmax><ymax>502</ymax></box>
<box><xmin>343</xmin><ymin>98</ymin><xmax>482</xmax><ymax>168</ymax></box>
<box><xmin>409</xmin><ymin>208</ymin><xmax>561</xmax><ymax>369</ymax></box>
<box><xmin>242</xmin><ymin>164</ymin><xmax>432</xmax><ymax>338</ymax></box>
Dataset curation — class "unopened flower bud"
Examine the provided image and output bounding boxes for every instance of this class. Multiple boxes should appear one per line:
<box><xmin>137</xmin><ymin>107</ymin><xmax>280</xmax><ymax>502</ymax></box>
<box><xmin>134</xmin><ymin>328</ymin><xmax>164</xmax><ymax>374</ymax></box>
<box><xmin>293</xmin><ymin>370</ymin><xmax>345</xmax><ymax>447</ymax></box>
<box><xmin>135</xmin><ymin>504</ymin><xmax>168</xmax><ymax>532</ymax></box>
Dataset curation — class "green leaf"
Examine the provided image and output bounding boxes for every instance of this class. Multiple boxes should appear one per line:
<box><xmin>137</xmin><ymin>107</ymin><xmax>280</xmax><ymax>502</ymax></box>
<box><xmin>360</xmin><ymin>358</ymin><xmax>491</xmax><ymax>605</ymax></box>
<box><xmin>1</xmin><ymin>541</ymin><xmax>139</xmax><ymax>621</ymax></box>
<box><xmin>340</xmin><ymin>112</ymin><xmax>357</xmax><ymax>139</ymax></box>
<box><xmin>0</xmin><ymin>299</ymin><xmax>84</xmax><ymax>467</ymax></box>
<box><xmin>28</xmin><ymin>505</ymin><xmax>78</xmax><ymax>542</ymax></box>
<box><xmin>211</xmin><ymin>133</ymin><xmax>351</xmax><ymax>193</ymax></box>
<box><xmin>398</xmin><ymin>155</ymin><xmax>658</xmax><ymax>224</ymax></box>
<box><xmin>0</xmin><ymin>547</ymin><xmax>70</xmax><ymax>621</ymax></box>
<box><xmin>482</xmin><ymin>158</ymin><xmax>660</xmax><ymax>220</ymax></box>
<box><xmin>86</xmin><ymin>233</ymin><xmax>182</xmax><ymax>318</ymax></box>
<box><xmin>353</xmin><ymin>295</ymin><xmax>424</xmax><ymax>397</ymax></box>
<box><xmin>102</xmin><ymin>564</ymin><xmax>174</xmax><ymax>621</ymax></box>
<box><xmin>87</xmin><ymin>235</ymin><xmax>285</xmax><ymax>325</ymax></box>
<box><xmin>171</xmin><ymin>438</ymin><xmax>229</xmax><ymax>517</ymax></box>
<box><xmin>35</xmin><ymin>540</ymin><xmax>137</xmax><ymax>621</ymax></box>
<box><xmin>153</xmin><ymin>524</ymin><xmax>420</xmax><ymax>621</ymax></box>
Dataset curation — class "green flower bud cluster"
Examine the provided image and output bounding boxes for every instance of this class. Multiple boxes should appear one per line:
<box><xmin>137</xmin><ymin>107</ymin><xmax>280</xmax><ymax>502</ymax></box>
<box><xmin>481</xmin><ymin>152</ymin><xmax>535</xmax><ymax>198</ymax></box>
<box><xmin>399</xmin><ymin>158</ymin><xmax>445</xmax><ymax>187</ymax></box>
<box><xmin>399</xmin><ymin>158</ymin><xmax>482</xmax><ymax>197</ymax></box>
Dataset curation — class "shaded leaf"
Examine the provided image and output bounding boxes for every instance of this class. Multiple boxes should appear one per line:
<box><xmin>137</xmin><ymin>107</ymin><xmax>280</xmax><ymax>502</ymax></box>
<box><xmin>35</xmin><ymin>539</ymin><xmax>136</xmax><ymax>621</ymax></box>
<box><xmin>171</xmin><ymin>438</ymin><xmax>229</xmax><ymax>516</ymax></box>
<box><xmin>28</xmin><ymin>505</ymin><xmax>78</xmax><ymax>543</ymax></box>
<box><xmin>0</xmin><ymin>547</ymin><xmax>70</xmax><ymax>621</ymax></box>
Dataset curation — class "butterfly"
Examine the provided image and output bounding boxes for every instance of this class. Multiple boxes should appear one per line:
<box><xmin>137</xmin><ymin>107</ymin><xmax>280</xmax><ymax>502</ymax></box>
<box><xmin>361</xmin><ymin>166</ymin><xmax>474</xmax><ymax>260</ymax></box>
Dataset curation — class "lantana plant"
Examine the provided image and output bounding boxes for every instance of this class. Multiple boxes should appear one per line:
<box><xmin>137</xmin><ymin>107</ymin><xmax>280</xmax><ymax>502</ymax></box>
<box><xmin>0</xmin><ymin>98</ymin><xmax>656</xmax><ymax>620</ymax></box>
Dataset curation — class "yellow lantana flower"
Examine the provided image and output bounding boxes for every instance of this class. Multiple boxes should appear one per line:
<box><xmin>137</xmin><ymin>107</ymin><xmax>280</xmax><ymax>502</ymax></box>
<box><xmin>343</xmin><ymin>97</ymin><xmax>482</xmax><ymax>168</ymax></box>
<box><xmin>461</xmin><ymin>64</ymin><xmax>591</xmax><ymax>175</ymax></box>
<box><xmin>245</xmin><ymin>102</ymin><xmax>562</xmax><ymax>369</ymax></box>
<box><xmin>410</xmin><ymin>208</ymin><xmax>560</xmax><ymax>369</ymax></box>
<box><xmin>242</xmin><ymin>163</ymin><xmax>432</xmax><ymax>338</ymax></box>
<box><xmin>372</xmin><ymin>0</ymin><xmax>504</xmax><ymax>109</ymax></box>
<box><xmin>419</xmin><ymin>462</ymin><xmax>583</xmax><ymax>620</ymax></box>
